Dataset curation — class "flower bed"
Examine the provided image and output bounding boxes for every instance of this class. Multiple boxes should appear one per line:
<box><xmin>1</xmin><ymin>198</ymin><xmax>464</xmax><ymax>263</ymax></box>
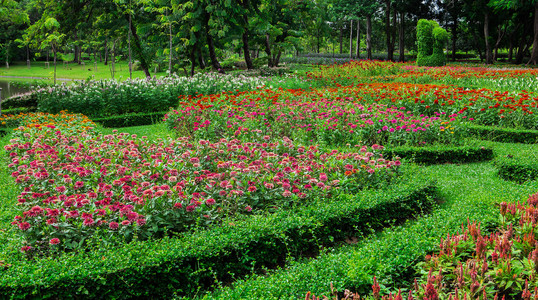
<box><xmin>32</xmin><ymin>73</ymin><xmax>267</xmax><ymax>118</ymax></box>
<box><xmin>164</xmin><ymin>87</ymin><xmax>466</xmax><ymax>147</ymax></box>
<box><xmin>3</xmin><ymin>112</ymin><xmax>401</xmax><ymax>252</ymax></box>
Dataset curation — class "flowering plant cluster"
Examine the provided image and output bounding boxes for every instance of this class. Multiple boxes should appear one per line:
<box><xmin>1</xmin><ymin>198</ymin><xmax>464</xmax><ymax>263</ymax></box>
<box><xmin>308</xmin><ymin>192</ymin><xmax>538</xmax><ymax>300</ymax></box>
<box><xmin>164</xmin><ymin>87</ymin><xmax>464</xmax><ymax>147</ymax></box>
<box><xmin>33</xmin><ymin>73</ymin><xmax>267</xmax><ymax>118</ymax></box>
<box><xmin>6</xmin><ymin>112</ymin><xmax>401</xmax><ymax>253</ymax></box>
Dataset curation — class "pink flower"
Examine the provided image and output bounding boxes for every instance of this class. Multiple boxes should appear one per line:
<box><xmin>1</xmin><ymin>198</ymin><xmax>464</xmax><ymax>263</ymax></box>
<box><xmin>245</xmin><ymin>206</ymin><xmax>252</xmax><ymax>212</ymax></box>
<box><xmin>109</xmin><ymin>222</ymin><xmax>119</xmax><ymax>230</ymax></box>
<box><xmin>20</xmin><ymin>246</ymin><xmax>32</xmax><ymax>252</ymax></box>
<box><xmin>74</xmin><ymin>181</ymin><xmax>84</xmax><ymax>189</ymax></box>
<box><xmin>49</xmin><ymin>238</ymin><xmax>60</xmax><ymax>245</ymax></box>
<box><xmin>18</xmin><ymin>222</ymin><xmax>31</xmax><ymax>231</ymax></box>
<box><xmin>83</xmin><ymin>218</ymin><xmax>95</xmax><ymax>226</ymax></box>
<box><xmin>282</xmin><ymin>190</ymin><xmax>292</xmax><ymax>197</ymax></box>
<box><xmin>55</xmin><ymin>186</ymin><xmax>66</xmax><ymax>193</ymax></box>
<box><xmin>121</xmin><ymin>220</ymin><xmax>131</xmax><ymax>226</ymax></box>
<box><xmin>186</xmin><ymin>205</ymin><xmax>196</xmax><ymax>212</ymax></box>
<box><xmin>136</xmin><ymin>218</ymin><xmax>146</xmax><ymax>226</ymax></box>
<box><xmin>248</xmin><ymin>186</ymin><xmax>257</xmax><ymax>192</ymax></box>
<box><xmin>319</xmin><ymin>173</ymin><xmax>328</xmax><ymax>182</ymax></box>
<box><xmin>205</xmin><ymin>198</ymin><xmax>216</xmax><ymax>206</ymax></box>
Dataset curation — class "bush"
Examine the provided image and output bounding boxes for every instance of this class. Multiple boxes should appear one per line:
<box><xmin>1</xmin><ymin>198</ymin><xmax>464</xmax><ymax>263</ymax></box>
<box><xmin>92</xmin><ymin>111</ymin><xmax>167</xmax><ymax>128</ymax></box>
<box><xmin>384</xmin><ymin>145</ymin><xmax>494</xmax><ymax>165</ymax></box>
<box><xmin>0</xmin><ymin>179</ymin><xmax>437</xmax><ymax>299</ymax></box>
<box><xmin>466</xmin><ymin>124</ymin><xmax>538</xmax><ymax>144</ymax></box>
<box><xmin>416</xmin><ymin>19</ymin><xmax>448</xmax><ymax>67</ymax></box>
<box><xmin>495</xmin><ymin>155</ymin><xmax>538</xmax><ymax>183</ymax></box>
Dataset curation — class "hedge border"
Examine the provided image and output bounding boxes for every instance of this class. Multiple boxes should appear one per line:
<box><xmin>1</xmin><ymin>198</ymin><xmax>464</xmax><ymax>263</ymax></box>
<box><xmin>0</xmin><ymin>179</ymin><xmax>437</xmax><ymax>299</ymax></box>
<box><xmin>92</xmin><ymin>111</ymin><xmax>168</xmax><ymax>128</ymax></box>
<box><xmin>466</xmin><ymin>124</ymin><xmax>538</xmax><ymax>144</ymax></box>
<box><xmin>384</xmin><ymin>145</ymin><xmax>494</xmax><ymax>165</ymax></box>
<box><xmin>495</xmin><ymin>157</ymin><xmax>538</xmax><ymax>183</ymax></box>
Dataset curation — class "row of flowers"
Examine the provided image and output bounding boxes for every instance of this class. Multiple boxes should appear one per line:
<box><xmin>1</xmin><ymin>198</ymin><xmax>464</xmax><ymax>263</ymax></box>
<box><xmin>165</xmin><ymin>83</ymin><xmax>538</xmax><ymax>144</ymax></box>
<box><xmin>3</xmin><ymin>112</ymin><xmax>401</xmax><ymax>253</ymax></box>
<box><xmin>31</xmin><ymin>73</ymin><xmax>267</xmax><ymax>118</ymax></box>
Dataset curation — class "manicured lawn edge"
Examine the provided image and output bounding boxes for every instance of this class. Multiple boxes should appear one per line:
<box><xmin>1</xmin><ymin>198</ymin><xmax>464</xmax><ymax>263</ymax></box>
<box><xmin>0</xmin><ymin>179</ymin><xmax>437</xmax><ymax>299</ymax></box>
<box><xmin>384</xmin><ymin>145</ymin><xmax>494</xmax><ymax>165</ymax></box>
<box><xmin>466</xmin><ymin>124</ymin><xmax>538</xmax><ymax>144</ymax></box>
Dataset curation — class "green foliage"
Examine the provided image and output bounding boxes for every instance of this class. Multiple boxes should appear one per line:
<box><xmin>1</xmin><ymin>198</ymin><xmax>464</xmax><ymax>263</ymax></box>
<box><xmin>495</xmin><ymin>155</ymin><xmax>538</xmax><ymax>183</ymax></box>
<box><xmin>384</xmin><ymin>145</ymin><xmax>494</xmax><ymax>165</ymax></box>
<box><xmin>93</xmin><ymin>111</ymin><xmax>167</xmax><ymax>128</ymax></box>
<box><xmin>0</xmin><ymin>178</ymin><xmax>436</xmax><ymax>298</ymax></box>
<box><xmin>416</xmin><ymin>20</ymin><xmax>448</xmax><ymax>67</ymax></box>
<box><xmin>466</xmin><ymin>124</ymin><xmax>538</xmax><ymax>144</ymax></box>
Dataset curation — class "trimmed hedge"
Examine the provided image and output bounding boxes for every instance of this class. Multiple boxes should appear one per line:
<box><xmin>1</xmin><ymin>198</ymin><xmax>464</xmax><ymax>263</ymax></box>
<box><xmin>92</xmin><ymin>111</ymin><xmax>168</xmax><ymax>128</ymax></box>
<box><xmin>466</xmin><ymin>124</ymin><xmax>538</xmax><ymax>144</ymax></box>
<box><xmin>0</xmin><ymin>178</ymin><xmax>437</xmax><ymax>299</ymax></box>
<box><xmin>495</xmin><ymin>156</ymin><xmax>538</xmax><ymax>183</ymax></box>
<box><xmin>206</xmin><ymin>163</ymin><xmax>529</xmax><ymax>300</ymax></box>
<box><xmin>1</xmin><ymin>93</ymin><xmax>38</xmax><ymax>109</ymax></box>
<box><xmin>384</xmin><ymin>145</ymin><xmax>494</xmax><ymax>165</ymax></box>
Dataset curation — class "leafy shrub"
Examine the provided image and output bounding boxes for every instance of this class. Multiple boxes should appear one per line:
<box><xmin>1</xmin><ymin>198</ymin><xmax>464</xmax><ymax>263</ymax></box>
<box><xmin>466</xmin><ymin>124</ymin><xmax>538</xmax><ymax>144</ymax></box>
<box><xmin>495</xmin><ymin>155</ymin><xmax>538</xmax><ymax>183</ymax></box>
<box><xmin>384</xmin><ymin>145</ymin><xmax>494</xmax><ymax>165</ymax></box>
<box><xmin>93</xmin><ymin>111</ymin><xmax>168</xmax><ymax>128</ymax></box>
<box><xmin>416</xmin><ymin>19</ymin><xmax>449</xmax><ymax>67</ymax></box>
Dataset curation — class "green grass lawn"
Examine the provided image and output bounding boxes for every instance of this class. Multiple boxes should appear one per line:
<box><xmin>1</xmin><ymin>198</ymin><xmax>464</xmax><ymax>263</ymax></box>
<box><xmin>0</xmin><ymin>60</ymin><xmax>169</xmax><ymax>81</ymax></box>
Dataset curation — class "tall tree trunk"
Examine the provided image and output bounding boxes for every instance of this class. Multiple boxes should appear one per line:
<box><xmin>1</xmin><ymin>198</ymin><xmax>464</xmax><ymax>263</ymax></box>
<box><xmin>385</xmin><ymin>0</ymin><xmax>392</xmax><ymax>61</ymax></box>
<box><xmin>242</xmin><ymin>16</ymin><xmax>253</xmax><ymax>69</ymax></box>
<box><xmin>356</xmin><ymin>19</ymin><xmax>360</xmax><ymax>59</ymax></box>
<box><xmin>339</xmin><ymin>24</ymin><xmax>343</xmax><ymax>54</ymax></box>
<box><xmin>366</xmin><ymin>15</ymin><xmax>372</xmax><ymax>59</ymax></box>
<box><xmin>124</xmin><ymin>14</ymin><xmax>151</xmax><ymax>79</ymax></box>
<box><xmin>207</xmin><ymin>32</ymin><xmax>224</xmax><ymax>73</ymax></box>
<box><xmin>399</xmin><ymin>12</ymin><xmax>405</xmax><ymax>62</ymax></box>
<box><xmin>508</xmin><ymin>37</ymin><xmax>514</xmax><ymax>62</ymax></box>
<box><xmin>198</xmin><ymin>47</ymin><xmax>206</xmax><ymax>69</ymax></box>
<box><xmin>451</xmin><ymin>17</ymin><xmax>457</xmax><ymax>61</ymax></box>
<box><xmin>53</xmin><ymin>45</ymin><xmax>57</xmax><ymax>85</ymax></box>
<box><xmin>265</xmin><ymin>33</ymin><xmax>273</xmax><ymax>67</ymax></box>
<box><xmin>274</xmin><ymin>50</ymin><xmax>282</xmax><ymax>67</ymax></box>
<box><xmin>26</xmin><ymin>45</ymin><xmax>30</xmax><ymax>68</ymax></box>
<box><xmin>104</xmin><ymin>39</ymin><xmax>109</xmax><ymax>66</ymax></box>
<box><xmin>349</xmin><ymin>20</ymin><xmax>353</xmax><ymax>58</ymax></box>
<box><xmin>391</xmin><ymin>8</ymin><xmax>397</xmax><ymax>60</ymax></box>
<box><xmin>516</xmin><ymin>29</ymin><xmax>528</xmax><ymax>64</ymax></box>
<box><xmin>493</xmin><ymin>25</ymin><xmax>506</xmax><ymax>61</ymax></box>
<box><xmin>190</xmin><ymin>47</ymin><xmax>196</xmax><ymax>77</ymax></box>
<box><xmin>484</xmin><ymin>12</ymin><xmax>493</xmax><ymax>64</ymax></box>
<box><xmin>317</xmin><ymin>28</ymin><xmax>321</xmax><ymax>53</ymax></box>
<box><xmin>528</xmin><ymin>0</ymin><xmax>538</xmax><ymax>65</ymax></box>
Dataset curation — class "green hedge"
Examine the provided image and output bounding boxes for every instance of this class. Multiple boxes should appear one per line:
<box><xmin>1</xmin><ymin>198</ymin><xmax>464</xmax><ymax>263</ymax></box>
<box><xmin>466</xmin><ymin>124</ymin><xmax>538</xmax><ymax>144</ymax></box>
<box><xmin>92</xmin><ymin>111</ymin><xmax>168</xmax><ymax>128</ymax></box>
<box><xmin>384</xmin><ymin>145</ymin><xmax>494</xmax><ymax>165</ymax></box>
<box><xmin>495</xmin><ymin>156</ymin><xmax>538</xmax><ymax>183</ymax></box>
<box><xmin>0</xmin><ymin>179</ymin><xmax>437</xmax><ymax>299</ymax></box>
<box><xmin>1</xmin><ymin>93</ymin><xmax>38</xmax><ymax>109</ymax></box>
<box><xmin>206</xmin><ymin>163</ymin><xmax>527</xmax><ymax>299</ymax></box>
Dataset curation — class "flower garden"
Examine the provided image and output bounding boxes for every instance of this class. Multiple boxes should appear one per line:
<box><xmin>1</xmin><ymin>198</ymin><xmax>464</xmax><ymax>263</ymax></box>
<box><xmin>1</xmin><ymin>61</ymin><xmax>538</xmax><ymax>299</ymax></box>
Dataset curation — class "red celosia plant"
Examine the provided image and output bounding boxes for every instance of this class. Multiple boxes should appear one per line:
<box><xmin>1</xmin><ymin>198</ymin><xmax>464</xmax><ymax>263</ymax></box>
<box><xmin>307</xmin><ymin>192</ymin><xmax>538</xmax><ymax>300</ymax></box>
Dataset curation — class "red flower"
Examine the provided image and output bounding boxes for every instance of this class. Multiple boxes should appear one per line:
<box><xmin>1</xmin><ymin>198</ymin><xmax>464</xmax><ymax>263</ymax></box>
<box><xmin>49</xmin><ymin>238</ymin><xmax>60</xmax><ymax>245</ymax></box>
